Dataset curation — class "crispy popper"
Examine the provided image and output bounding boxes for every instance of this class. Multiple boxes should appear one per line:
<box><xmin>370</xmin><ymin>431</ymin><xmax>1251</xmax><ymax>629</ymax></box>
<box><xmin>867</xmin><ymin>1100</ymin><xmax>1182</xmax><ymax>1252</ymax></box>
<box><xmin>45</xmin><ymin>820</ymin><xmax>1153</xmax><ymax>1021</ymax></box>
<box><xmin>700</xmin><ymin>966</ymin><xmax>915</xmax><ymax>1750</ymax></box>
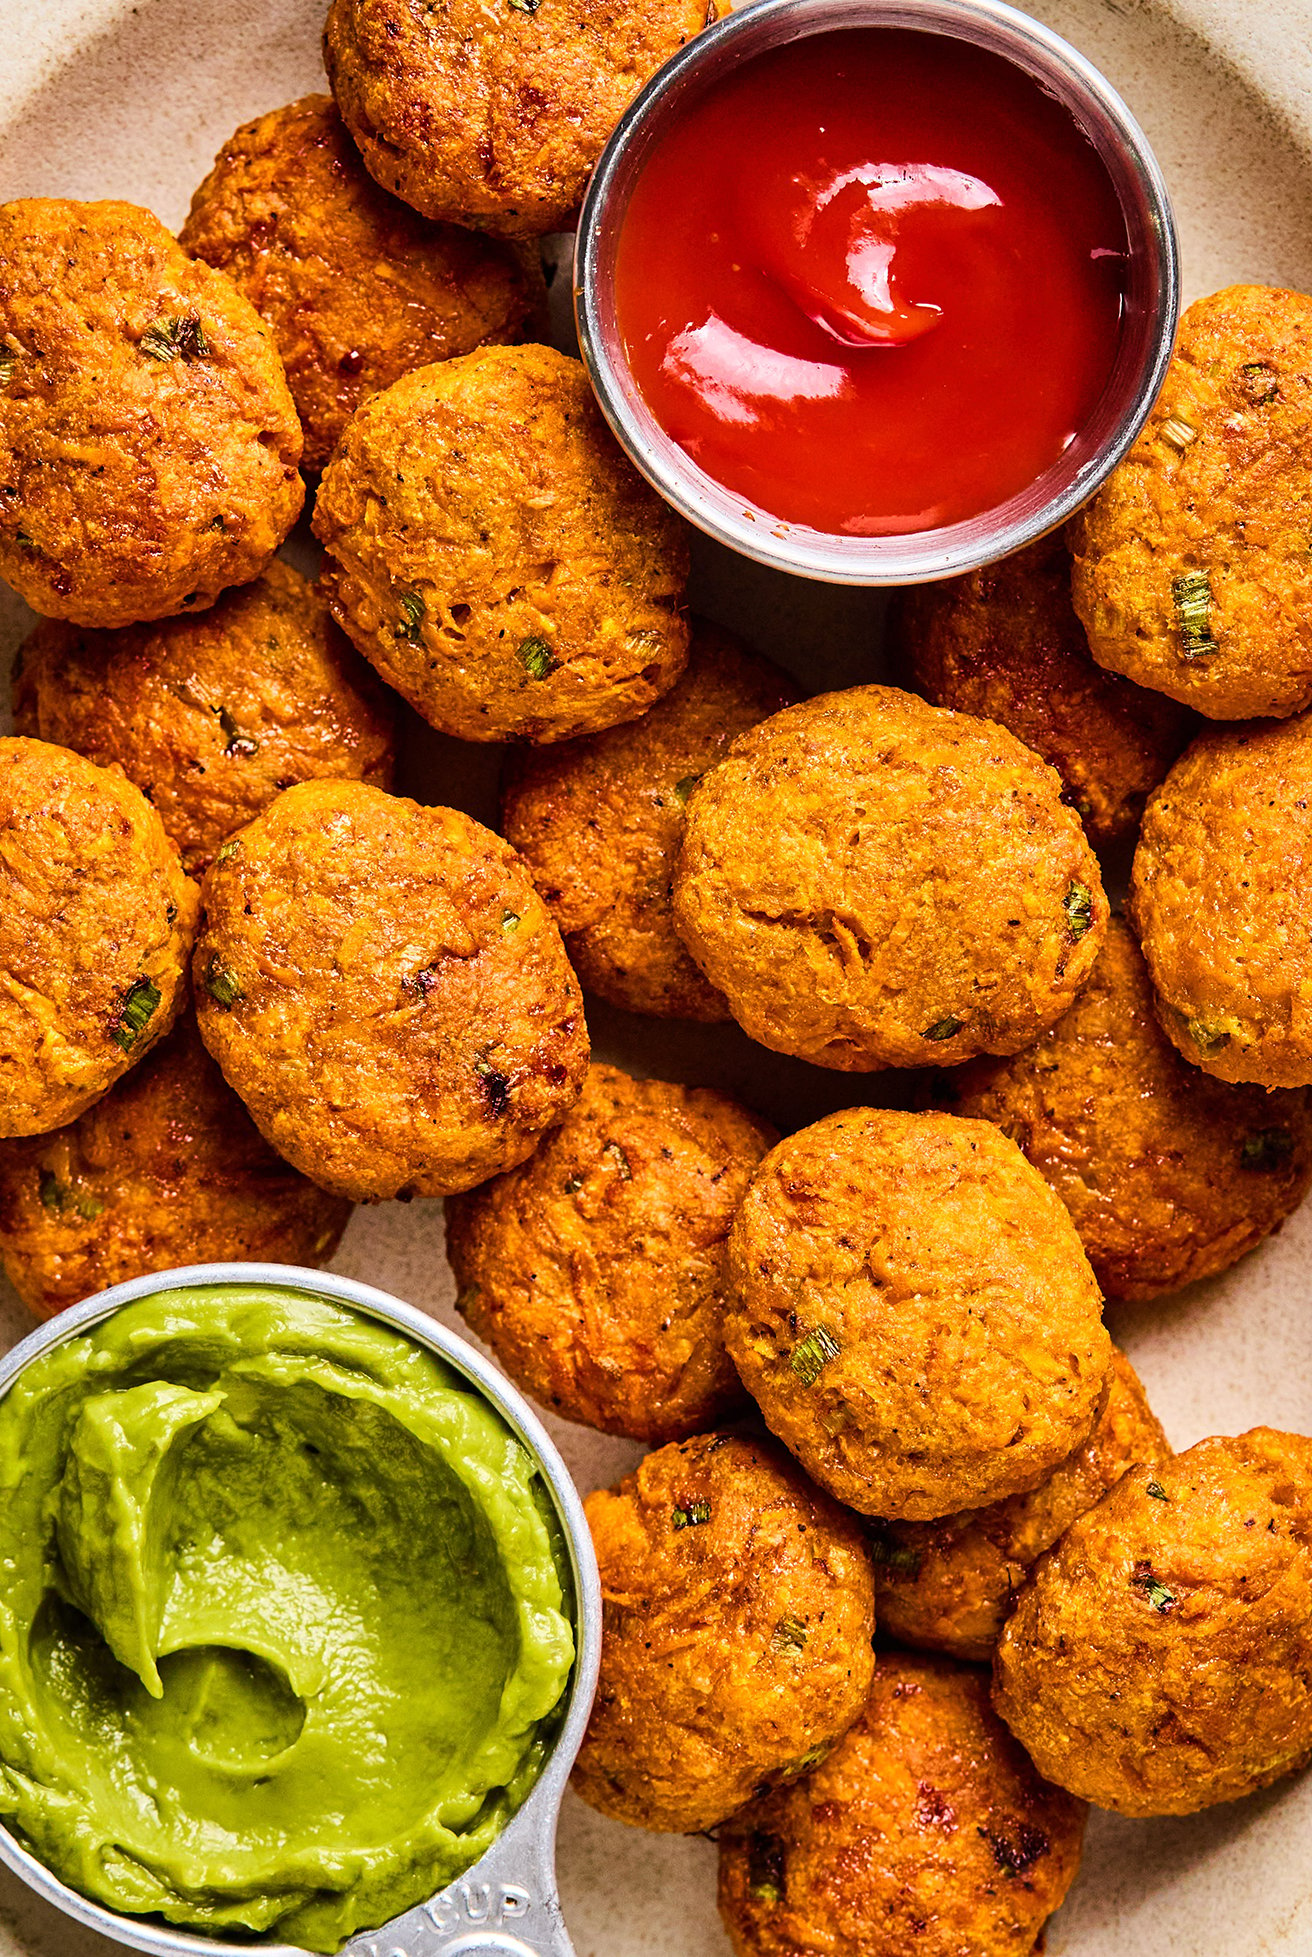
<box><xmin>0</xmin><ymin>199</ymin><xmax>302</xmax><ymax>627</ymax></box>
<box><xmin>501</xmin><ymin>622</ymin><xmax>799</xmax><ymax>1019</ymax></box>
<box><xmin>193</xmin><ymin>780</ymin><xmax>588</xmax><ymax>1201</ymax></box>
<box><xmin>993</xmin><ymin>1430</ymin><xmax>1312</xmax><ymax>1815</ymax></box>
<box><xmin>1131</xmin><ymin>714</ymin><xmax>1312</xmax><ymax>1087</ymax></box>
<box><xmin>873</xmin><ymin>1348</ymin><xmax>1169</xmax><ymax>1661</ymax></box>
<box><xmin>446</xmin><ymin>1062</ymin><xmax>775</xmax><ymax>1441</ymax></box>
<box><xmin>313</xmin><ymin>345</ymin><xmax>690</xmax><ymax>743</ymax></box>
<box><xmin>718</xmin><ymin>1650</ymin><xmax>1086</xmax><ymax>1957</ymax></box>
<box><xmin>180</xmin><ymin>96</ymin><xmax>537</xmax><ymax>471</ymax></box>
<box><xmin>323</xmin><ymin>0</ymin><xmax>724</xmax><ymax>239</ymax></box>
<box><xmin>924</xmin><ymin>918</ymin><xmax>1312</xmax><ymax>1298</ymax></box>
<box><xmin>0</xmin><ymin>1014</ymin><xmax>351</xmax><ymax>1320</ymax></box>
<box><xmin>672</xmin><ymin>687</ymin><xmax>1107</xmax><ymax>1071</ymax></box>
<box><xmin>12</xmin><ymin>559</ymin><xmax>397</xmax><ymax>877</ymax></box>
<box><xmin>1071</xmin><ymin>284</ymin><xmax>1312</xmax><ymax>720</ymax></box>
<box><xmin>0</xmin><ymin>738</ymin><xmax>198</xmax><ymax>1139</ymax></box>
<box><xmin>725</xmin><ymin>1109</ymin><xmax>1112</xmax><ymax>1520</ymax></box>
<box><xmin>572</xmin><ymin>1433</ymin><xmax>876</xmax><ymax>1834</ymax></box>
<box><xmin>899</xmin><ymin>532</ymin><xmax>1192</xmax><ymax>845</ymax></box>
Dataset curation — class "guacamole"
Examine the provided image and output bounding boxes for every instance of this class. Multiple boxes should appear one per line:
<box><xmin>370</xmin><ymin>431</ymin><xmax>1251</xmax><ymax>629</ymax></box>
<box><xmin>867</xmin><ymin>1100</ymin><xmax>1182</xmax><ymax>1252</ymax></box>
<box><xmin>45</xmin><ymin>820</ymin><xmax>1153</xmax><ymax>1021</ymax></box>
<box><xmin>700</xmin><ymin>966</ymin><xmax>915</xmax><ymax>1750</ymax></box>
<box><xmin>0</xmin><ymin>1287</ymin><xmax>576</xmax><ymax>1952</ymax></box>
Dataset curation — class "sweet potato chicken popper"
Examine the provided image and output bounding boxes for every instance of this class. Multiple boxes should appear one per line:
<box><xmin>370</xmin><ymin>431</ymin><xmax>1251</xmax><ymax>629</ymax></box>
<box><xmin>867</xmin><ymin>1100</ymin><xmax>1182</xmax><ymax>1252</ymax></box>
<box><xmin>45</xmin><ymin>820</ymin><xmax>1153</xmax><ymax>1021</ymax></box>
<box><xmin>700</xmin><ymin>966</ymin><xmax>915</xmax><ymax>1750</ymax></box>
<box><xmin>1072</xmin><ymin>284</ymin><xmax>1312</xmax><ymax>721</ymax></box>
<box><xmin>447</xmin><ymin>1062</ymin><xmax>774</xmax><ymax>1442</ymax></box>
<box><xmin>573</xmin><ymin>1432</ymin><xmax>877</xmax><ymax>1835</ymax></box>
<box><xmin>719</xmin><ymin>1650</ymin><xmax>1087</xmax><ymax>1957</ymax></box>
<box><xmin>0</xmin><ymin>738</ymin><xmax>198</xmax><ymax>1139</ymax></box>
<box><xmin>0</xmin><ymin>1014</ymin><xmax>352</xmax><ymax>1320</ymax></box>
<box><xmin>323</xmin><ymin>0</ymin><xmax>727</xmax><ymax>238</ymax></box>
<box><xmin>502</xmin><ymin>621</ymin><xmax>801</xmax><ymax>1020</ymax></box>
<box><xmin>673</xmin><ymin>685</ymin><xmax>1108</xmax><ymax>1071</ymax></box>
<box><xmin>313</xmin><ymin>343</ymin><xmax>691</xmax><ymax>744</ymax></box>
<box><xmin>898</xmin><ymin>531</ymin><xmax>1192</xmax><ymax>846</ymax></box>
<box><xmin>193</xmin><ymin>780</ymin><xmax>589</xmax><ymax>1202</ymax></box>
<box><xmin>0</xmin><ymin>198</ymin><xmax>303</xmax><ymax>627</ymax></box>
<box><xmin>180</xmin><ymin>94</ymin><xmax>538</xmax><ymax>472</ymax></box>
<box><xmin>12</xmin><ymin>559</ymin><xmax>397</xmax><ymax>877</ymax></box>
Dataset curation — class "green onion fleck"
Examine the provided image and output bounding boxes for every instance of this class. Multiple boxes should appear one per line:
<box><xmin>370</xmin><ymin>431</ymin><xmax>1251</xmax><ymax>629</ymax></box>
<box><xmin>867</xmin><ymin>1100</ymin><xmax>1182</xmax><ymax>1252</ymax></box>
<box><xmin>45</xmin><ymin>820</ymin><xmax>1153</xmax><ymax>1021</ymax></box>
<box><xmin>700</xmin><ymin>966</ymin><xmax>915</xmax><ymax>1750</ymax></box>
<box><xmin>746</xmin><ymin>1834</ymin><xmax>785</xmax><ymax>1905</ymax></box>
<box><xmin>501</xmin><ymin>909</ymin><xmax>520</xmax><ymax>936</ymax></box>
<box><xmin>1063</xmin><ymin>881</ymin><xmax>1093</xmax><ymax>940</ymax></box>
<box><xmin>923</xmin><ymin>1015</ymin><xmax>964</xmax><ymax>1043</ymax></box>
<box><xmin>1132</xmin><ymin>1564</ymin><xmax>1176</xmax><ymax>1613</ymax></box>
<box><xmin>394</xmin><ymin>589</ymin><xmax>425</xmax><ymax>642</ymax></box>
<box><xmin>1240</xmin><ymin>1128</ymin><xmax>1294</xmax><ymax>1171</ymax></box>
<box><xmin>38</xmin><ymin>1170</ymin><xmax>103</xmax><ymax>1222</ymax></box>
<box><xmin>507</xmin><ymin>0</ymin><xmax>541</xmax><ymax>12</ymax></box>
<box><xmin>1172</xmin><ymin>570</ymin><xmax>1219</xmax><ymax>660</ymax></box>
<box><xmin>517</xmin><ymin>636</ymin><xmax>559</xmax><ymax>680</ymax></box>
<box><xmin>602</xmin><ymin>1140</ymin><xmax>632</xmax><ymax>1180</ymax></box>
<box><xmin>771</xmin><ymin>1615</ymin><xmax>809</xmax><ymax>1654</ymax></box>
<box><xmin>140</xmin><ymin>313</ymin><xmax>209</xmax><ymax>363</ymax></box>
<box><xmin>215</xmin><ymin>838</ymin><xmax>241</xmax><ymax>866</ymax></box>
<box><xmin>109</xmin><ymin>978</ymin><xmax>161</xmax><ymax>1052</ymax></box>
<box><xmin>564</xmin><ymin>1173</ymin><xmax>585</xmax><ymax>1194</ymax></box>
<box><xmin>866</xmin><ymin>1529</ymin><xmax>921</xmax><ymax>1576</ymax></box>
<box><xmin>1186</xmin><ymin>1017</ymin><xmax>1230</xmax><ymax>1056</ymax></box>
<box><xmin>1145</xmin><ymin>1480</ymin><xmax>1169</xmax><ymax>1501</ymax></box>
<box><xmin>790</xmin><ymin>1325</ymin><xmax>841</xmax><ymax>1386</ymax></box>
<box><xmin>674</xmin><ymin>774</ymin><xmax>702</xmax><ymax>804</ymax></box>
<box><xmin>0</xmin><ymin>344</ymin><xmax>16</xmax><ymax>388</ymax></box>
<box><xmin>205</xmin><ymin>958</ymin><xmax>244</xmax><ymax>1010</ymax></box>
<box><xmin>1159</xmin><ymin>414</ymin><xmax>1198</xmax><ymax>451</ymax></box>
<box><xmin>672</xmin><ymin>1499</ymin><xmax>711</xmax><ymax>1530</ymax></box>
<box><xmin>14</xmin><ymin>529</ymin><xmax>35</xmax><ymax>551</ymax></box>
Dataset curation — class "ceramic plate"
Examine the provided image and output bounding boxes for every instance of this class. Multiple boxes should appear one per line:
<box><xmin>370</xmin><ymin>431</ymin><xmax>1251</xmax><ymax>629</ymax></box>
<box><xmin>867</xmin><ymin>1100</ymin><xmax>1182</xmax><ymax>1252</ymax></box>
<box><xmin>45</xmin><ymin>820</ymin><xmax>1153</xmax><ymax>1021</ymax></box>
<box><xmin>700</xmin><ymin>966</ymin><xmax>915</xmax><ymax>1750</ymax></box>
<box><xmin>1</xmin><ymin>2</ymin><xmax>1311</xmax><ymax>1951</ymax></box>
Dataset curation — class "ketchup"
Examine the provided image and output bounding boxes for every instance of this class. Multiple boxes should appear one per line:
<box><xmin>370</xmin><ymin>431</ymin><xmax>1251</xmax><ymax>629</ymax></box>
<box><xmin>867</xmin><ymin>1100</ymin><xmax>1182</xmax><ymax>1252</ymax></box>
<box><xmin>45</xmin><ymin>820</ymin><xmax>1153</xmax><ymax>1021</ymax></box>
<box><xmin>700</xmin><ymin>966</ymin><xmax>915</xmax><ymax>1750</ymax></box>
<box><xmin>612</xmin><ymin>29</ymin><xmax>1128</xmax><ymax>536</ymax></box>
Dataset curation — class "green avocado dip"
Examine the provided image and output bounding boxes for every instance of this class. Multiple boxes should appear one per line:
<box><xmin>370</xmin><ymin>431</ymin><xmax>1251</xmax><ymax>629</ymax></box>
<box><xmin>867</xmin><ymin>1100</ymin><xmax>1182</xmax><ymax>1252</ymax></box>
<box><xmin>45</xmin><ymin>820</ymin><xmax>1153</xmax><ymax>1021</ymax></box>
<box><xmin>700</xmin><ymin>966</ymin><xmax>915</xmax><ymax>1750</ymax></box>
<box><xmin>0</xmin><ymin>1286</ymin><xmax>575</xmax><ymax>1952</ymax></box>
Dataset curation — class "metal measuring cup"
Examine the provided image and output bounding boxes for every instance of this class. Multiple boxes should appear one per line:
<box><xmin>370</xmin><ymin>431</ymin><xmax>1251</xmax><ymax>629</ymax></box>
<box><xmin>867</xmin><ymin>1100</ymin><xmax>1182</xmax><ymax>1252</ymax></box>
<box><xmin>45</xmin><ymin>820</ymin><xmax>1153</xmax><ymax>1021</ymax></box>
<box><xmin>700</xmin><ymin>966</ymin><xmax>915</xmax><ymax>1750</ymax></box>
<box><xmin>0</xmin><ymin>1263</ymin><xmax>603</xmax><ymax>1957</ymax></box>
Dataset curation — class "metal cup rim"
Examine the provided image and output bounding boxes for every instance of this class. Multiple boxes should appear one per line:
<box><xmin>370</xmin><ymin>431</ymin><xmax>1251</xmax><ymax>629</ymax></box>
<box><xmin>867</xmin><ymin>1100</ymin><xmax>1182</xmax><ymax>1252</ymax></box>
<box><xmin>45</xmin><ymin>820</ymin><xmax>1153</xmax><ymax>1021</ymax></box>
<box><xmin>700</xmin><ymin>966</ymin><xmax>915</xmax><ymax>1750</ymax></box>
<box><xmin>0</xmin><ymin>1261</ymin><xmax>603</xmax><ymax>1957</ymax></box>
<box><xmin>574</xmin><ymin>0</ymin><xmax>1181</xmax><ymax>584</ymax></box>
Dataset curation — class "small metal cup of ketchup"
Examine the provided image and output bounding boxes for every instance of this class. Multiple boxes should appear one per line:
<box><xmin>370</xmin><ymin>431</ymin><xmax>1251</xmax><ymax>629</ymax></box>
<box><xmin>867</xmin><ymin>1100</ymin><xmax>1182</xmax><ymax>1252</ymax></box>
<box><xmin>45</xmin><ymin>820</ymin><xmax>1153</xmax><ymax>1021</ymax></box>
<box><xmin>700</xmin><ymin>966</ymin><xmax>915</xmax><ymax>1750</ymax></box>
<box><xmin>574</xmin><ymin>0</ymin><xmax>1179</xmax><ymax>584</ymax></box>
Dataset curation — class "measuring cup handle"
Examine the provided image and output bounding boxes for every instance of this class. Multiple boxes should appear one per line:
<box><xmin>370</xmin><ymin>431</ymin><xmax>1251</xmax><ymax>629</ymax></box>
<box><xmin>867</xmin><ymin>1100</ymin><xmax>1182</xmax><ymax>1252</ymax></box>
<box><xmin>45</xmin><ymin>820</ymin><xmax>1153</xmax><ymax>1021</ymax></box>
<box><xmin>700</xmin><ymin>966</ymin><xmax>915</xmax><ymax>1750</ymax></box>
<box><xmin>343</xmin><ymin>1806</ymin><xmax>576</xmax><ymax>1957</ymax></box>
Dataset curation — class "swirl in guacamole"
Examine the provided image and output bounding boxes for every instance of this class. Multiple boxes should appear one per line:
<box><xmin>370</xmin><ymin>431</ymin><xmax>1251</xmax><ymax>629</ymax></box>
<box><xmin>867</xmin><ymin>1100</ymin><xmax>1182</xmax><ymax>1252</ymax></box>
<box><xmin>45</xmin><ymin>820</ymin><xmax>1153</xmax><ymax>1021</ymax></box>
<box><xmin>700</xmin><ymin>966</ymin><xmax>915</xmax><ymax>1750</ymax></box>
<box><xmin>0</xmin><ymin>1286</ymin><xmax>575</xmax><ymax>1952</ymax></box>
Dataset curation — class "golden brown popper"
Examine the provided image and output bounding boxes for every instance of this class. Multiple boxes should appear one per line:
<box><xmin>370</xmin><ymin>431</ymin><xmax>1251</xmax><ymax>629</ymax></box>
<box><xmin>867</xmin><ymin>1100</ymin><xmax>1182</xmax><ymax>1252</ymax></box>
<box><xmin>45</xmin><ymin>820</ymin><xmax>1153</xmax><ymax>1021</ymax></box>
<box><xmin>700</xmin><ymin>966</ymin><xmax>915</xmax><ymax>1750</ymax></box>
<box><xmin>0</xmin><ymin>199</ymin><xmax>302</xmax><ymax>627</ymax></box>
<box><xmin>313</xmin><ymin>345</ymin><xmax>690</xmax><ymax>744</ymax></box>
<box><xmin>193</xmin><ymin>780</ymin><xmax>589</xmax><ymax>1201</ymax></box>
<box><xmin>502</xmin><ymin>622</ymin><xmax>800</xmax><ymax>1020</ymax></box>
<box><xmin>180</xmin><ymin>96</ymin><xmax>538</xmax><ymax>472</ymax></box>
<box><xmin>447</xmin><ymin>1063</ymin><xmax>775</xmax><ymax>1442</ymax></box>
<box><xmin>672</xmin><ymin>686</ymin><xmax>1107</xmax><ymax>1070</ymax></box>
<box><xmin>1131</xmin><ymin>713</ymin><xmax>1312</xmax><ymax>1087</ymax></box>
<box><xmin>718</xmin><ymin>1649</ymin><xmax>1087</xmax><ymax>1957</ymax></box>
<box><xmin>12</xmin><ymin>561</ymin><xmax>397</xmax><ymax>878</ymax></box>
<box><xmin>872</xmin><ymin>1347</ymin><xmax>1170</xmax><ymax>1661</ymax></box>
<box><xmin>993</xmin><ymin>1429</ymin><xmax>1312</xmax><ymax>1815</ymax></box>
<box><xmin>0</xmin><ymin>739</ymin><xmax>199</xmax><ymax>1139</ymax></box>
<box><xmin>324</xmin><ymin>0</ymin><xmax>726</xmax><ymax>238</ymax></box>
<box><xmin>725</xmin><ymin>1108</ymin><xmax>1112</xmax><ymax>1519</ymax></box>
<box><xmin>573</xmin><ymin>1433</ymin><xmax>876</xmax><ymax>1834</ymax></box>
<box><xmin>0</xmin><ymin>1015</ymin><xmax>352</xmax><ymax>1320</ymax></box>
<box><xmin>923</xmin><ymin>918</ymin><xmax>1312</xmax><ymax>1299</ymax></box>
<box><xmin>898</xmin><ymin>532</ymin><xmax>1192</xmax><ymax>845</ymax></box>
<box><xmin>1071</xmin><ymin>284</ymin><xmax>1312</xmax><ymax>720</ymax></box>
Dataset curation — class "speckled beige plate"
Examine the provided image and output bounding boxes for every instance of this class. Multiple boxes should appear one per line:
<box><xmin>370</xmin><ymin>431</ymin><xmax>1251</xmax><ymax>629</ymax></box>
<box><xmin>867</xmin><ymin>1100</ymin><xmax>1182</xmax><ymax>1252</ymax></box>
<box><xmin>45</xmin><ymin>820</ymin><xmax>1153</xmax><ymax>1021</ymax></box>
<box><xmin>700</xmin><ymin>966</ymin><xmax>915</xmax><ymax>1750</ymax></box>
<box><xmin>2</xmin><ymin>3</ymin><xmax>1311</xmax><ymax>1953</ymax></box>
